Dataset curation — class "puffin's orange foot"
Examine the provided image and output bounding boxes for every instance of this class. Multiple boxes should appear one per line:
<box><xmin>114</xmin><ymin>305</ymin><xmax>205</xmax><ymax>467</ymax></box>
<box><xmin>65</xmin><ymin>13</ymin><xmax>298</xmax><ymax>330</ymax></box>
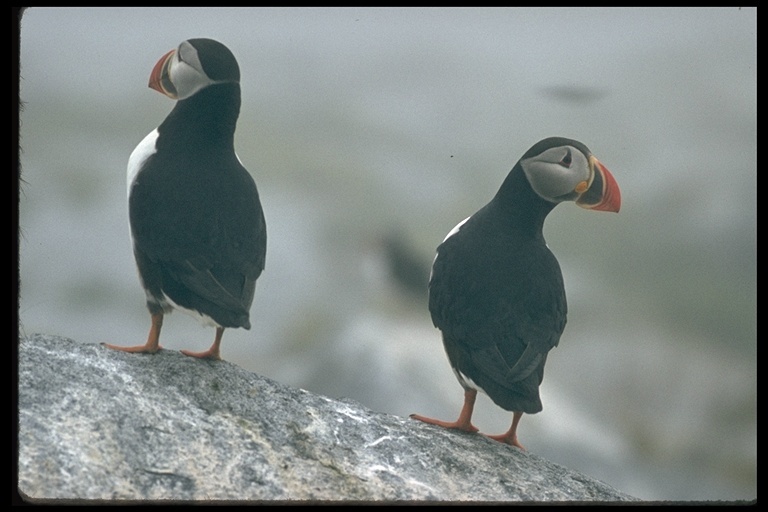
<box><xmin>182</xmin><ymin>327</ymin><xmax>225</xmax><ymax>360</ymax></box>
<box><xmin>105</xmin><ymin>313</ymin><xmax>164</xmax><ymax>354</ymax></box>
<box><xmin>180</xmin><ymin>348</ymin><xmax>221</xmax><ymax>360</ymax></box>
<box><xmin>485</xmin><ymin>432</ymin><xmax>526</xmax><ymax>451</ymax></box>
<box><xmin>409</xmin><ymin>414</ymin><xmax>480</xmax><ymax>434</ymax></box>
<box><xmin>102</xmin><ymin>342</ymin><xmax>163</xmax><ymax>354</ymax></box>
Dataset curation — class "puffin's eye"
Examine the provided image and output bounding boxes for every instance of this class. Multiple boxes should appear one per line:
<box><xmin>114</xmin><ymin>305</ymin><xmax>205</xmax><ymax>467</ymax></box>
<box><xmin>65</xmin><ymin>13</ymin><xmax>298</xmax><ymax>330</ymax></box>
<box><xmin>559</xmin><ymin>148</ymin><xmax>572</xmax><ymax>168</ymax></box>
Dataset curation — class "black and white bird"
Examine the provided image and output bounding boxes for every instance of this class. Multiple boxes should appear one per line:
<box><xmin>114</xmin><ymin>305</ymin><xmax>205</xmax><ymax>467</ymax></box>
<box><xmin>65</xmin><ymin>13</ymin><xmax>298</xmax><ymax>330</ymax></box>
<box><xmin>411</xmin><ymin>137</ymin><xmax>620</xmax><ymax>449</ymax></box>
<box><xmin>105</xmin><ymin>38</ymin><xmax>266</xmax><ymax>360</ymax></box>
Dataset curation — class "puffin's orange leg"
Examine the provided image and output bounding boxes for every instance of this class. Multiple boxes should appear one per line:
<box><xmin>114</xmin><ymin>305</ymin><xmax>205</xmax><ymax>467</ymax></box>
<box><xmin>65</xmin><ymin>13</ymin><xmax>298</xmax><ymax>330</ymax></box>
<box><xmin>181</xmin><ymin>326</ymin><xmax>224</xmax><ymax>360</ymax></box>
<box><xmin>486</xmin><ymin>410</ymin><xmax>526</xmax><ymax>450</ymax></box>
<box><xmin>411</xmin><ymin>388</ymin><xmax>480</xmax><ymax>433</ymax></box>
<box><xmin>103</xmin><ymin>313</ymin><xmax>164</xmax><ymax>354</ymax></box>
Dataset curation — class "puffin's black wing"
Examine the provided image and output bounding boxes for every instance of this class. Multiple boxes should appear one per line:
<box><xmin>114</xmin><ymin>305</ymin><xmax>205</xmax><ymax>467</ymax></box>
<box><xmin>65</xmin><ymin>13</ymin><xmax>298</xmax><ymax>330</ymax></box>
<box><xmin>130</xmin><ymin>147</ymin><xmax>266</xmax><ymax>329</ymax></box>
<box><xmin>471</xmin><ymin>244</ymin><xmax>565</xmax><ymax>381</ymax></box>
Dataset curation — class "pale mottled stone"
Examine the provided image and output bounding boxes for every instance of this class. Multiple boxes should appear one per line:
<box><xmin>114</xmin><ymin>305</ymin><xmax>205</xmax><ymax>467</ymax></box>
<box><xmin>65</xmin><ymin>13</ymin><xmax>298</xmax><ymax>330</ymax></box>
<box><xmin>18</xmin><ymin>333</ymin><xmax>637</xmax><ymax>502</ymax></box>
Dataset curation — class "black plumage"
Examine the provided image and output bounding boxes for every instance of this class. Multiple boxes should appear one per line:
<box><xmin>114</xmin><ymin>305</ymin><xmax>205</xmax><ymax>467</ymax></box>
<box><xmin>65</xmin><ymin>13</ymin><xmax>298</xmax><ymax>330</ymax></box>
<box><xmin>105</xmin><ymin>38</ymin><xmax>266</xmax><ymax>360</ymax></box>
<box><xmin>412</xmin><ymin>137</ymin><xmax>620</xmax><ymax>449</ymax></box>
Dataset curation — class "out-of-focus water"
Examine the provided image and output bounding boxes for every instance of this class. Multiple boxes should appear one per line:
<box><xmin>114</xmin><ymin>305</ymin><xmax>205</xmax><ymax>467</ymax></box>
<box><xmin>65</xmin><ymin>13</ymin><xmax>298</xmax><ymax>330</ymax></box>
<box><xmin>18</xmin><ymin>7</ymin><xmax>755</xmax><ymax>501</ymax></box>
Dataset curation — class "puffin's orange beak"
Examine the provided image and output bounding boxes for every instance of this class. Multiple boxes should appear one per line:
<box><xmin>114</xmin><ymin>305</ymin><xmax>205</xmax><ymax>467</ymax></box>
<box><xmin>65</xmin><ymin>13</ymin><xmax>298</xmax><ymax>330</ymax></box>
<box><xmin>577</xmin><ymin>155</ymin><xmax>621</xmax><ymax>213</ymax></box>
<box><xmin>148</xmin><ymin>49</ymin><xmax>177</xmax><ymax>99</ymax></box>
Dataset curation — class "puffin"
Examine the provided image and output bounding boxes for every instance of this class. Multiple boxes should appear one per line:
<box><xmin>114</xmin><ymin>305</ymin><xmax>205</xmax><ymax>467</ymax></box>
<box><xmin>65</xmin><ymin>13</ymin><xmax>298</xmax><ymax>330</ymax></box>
<box><xmin>104</xmin><ymin>38</ymin><xmax>266</xmax><ymax>360</ymax></box>
<box><xmin>411</xmin><ymin>137</ymin><xmax>620</xmax><ymax>449</ymax></box>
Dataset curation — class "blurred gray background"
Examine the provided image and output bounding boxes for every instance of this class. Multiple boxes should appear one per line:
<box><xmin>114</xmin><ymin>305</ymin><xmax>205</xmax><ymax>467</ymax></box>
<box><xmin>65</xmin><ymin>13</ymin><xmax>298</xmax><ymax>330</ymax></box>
<box><xmin>18</xmin><ymin>7</ymin><xmax>755</xmax><ymax>501</ymax></box>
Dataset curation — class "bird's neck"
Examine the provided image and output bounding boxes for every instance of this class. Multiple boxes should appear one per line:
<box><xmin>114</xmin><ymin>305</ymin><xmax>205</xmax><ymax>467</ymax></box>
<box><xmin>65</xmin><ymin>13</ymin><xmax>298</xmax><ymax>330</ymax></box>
<box><xmin>159</xmin><ymin>83</ymin><xmax>241</xmax><ymax>149</ymax></box>
<box><xmin>490</xmin><ymin>165</ymin><xmax>557</xmax><ymax>239</ymax></box>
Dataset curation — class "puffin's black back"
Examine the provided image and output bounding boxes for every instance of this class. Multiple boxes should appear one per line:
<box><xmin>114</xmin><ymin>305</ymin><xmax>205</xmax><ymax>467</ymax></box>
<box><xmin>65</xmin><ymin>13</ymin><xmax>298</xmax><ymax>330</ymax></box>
<box><xmin>428</xmin><ymin>156</ymin><xmax>568</xmax><ymax>414</ymax></box>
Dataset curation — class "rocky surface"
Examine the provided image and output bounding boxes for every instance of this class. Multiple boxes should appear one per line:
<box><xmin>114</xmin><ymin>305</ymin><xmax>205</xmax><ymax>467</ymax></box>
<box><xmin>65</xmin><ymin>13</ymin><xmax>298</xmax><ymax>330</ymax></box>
<box><xmin>18</xmin><ymin>333</ymin><xmax>638</xmax><ymax>502</ymax></box>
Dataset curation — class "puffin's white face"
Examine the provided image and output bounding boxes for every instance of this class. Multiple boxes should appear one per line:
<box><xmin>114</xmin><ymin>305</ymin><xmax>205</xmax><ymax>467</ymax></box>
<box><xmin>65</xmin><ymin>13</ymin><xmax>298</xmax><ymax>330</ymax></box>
<box><xmin>169</xmin><ymin>41</ymin><xmax>218</xmax><ymax>100</ymax></box>
<box><xmin>150</xmin><ymin>40</ymin><xmax>226</xmax><ymax>100</ymax></box>
<box><xmin>520</xmin><ymin>145</ymin><xmax>592</xmax><ymax>203</ymax></box>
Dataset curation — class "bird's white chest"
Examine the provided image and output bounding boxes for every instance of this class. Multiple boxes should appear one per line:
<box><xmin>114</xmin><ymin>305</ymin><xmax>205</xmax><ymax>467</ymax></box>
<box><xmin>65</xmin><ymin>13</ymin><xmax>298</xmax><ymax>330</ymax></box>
<box><xmin>126</xmin><ymin>128</ymin><xmax>160</xmax><ymax>198</ymax></box>
<box><xmin>442</xmin><ymin>216</ymin><xmax>471</xmax><ymax>243</ymax></box>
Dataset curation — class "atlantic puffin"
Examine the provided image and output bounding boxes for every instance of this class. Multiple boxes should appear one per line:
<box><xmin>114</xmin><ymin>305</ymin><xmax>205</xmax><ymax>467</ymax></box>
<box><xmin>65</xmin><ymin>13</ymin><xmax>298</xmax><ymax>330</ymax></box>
<box><xmin>104</xmin><ymin>38</ymin><xmax>266</xmax><ymax>360</ymax></box>
<box><xmin>411</xmin><ymin>137</ymin><xmax>620</xmax><ymax>449</ymax></box>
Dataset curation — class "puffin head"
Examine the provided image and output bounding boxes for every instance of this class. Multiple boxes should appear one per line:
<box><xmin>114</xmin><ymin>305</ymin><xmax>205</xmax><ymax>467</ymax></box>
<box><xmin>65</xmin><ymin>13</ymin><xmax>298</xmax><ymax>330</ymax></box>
<box><xmin>519</xmin><ymin>137</ymin><xmax>621</xmax><ymax>213</ymax></box>
<box><xmin>148</xmin><ymin>38</ymin><xmax>240</xmax><ymax>100</ymax></box>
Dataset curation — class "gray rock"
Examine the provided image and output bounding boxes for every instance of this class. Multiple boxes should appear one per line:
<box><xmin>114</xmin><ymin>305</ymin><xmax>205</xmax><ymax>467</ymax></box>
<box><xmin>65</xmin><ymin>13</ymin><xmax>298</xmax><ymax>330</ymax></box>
<box><xmin>18</xmin><ymin>333</ymin><xmax>638</xmax><ymax>502</ymax></box>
